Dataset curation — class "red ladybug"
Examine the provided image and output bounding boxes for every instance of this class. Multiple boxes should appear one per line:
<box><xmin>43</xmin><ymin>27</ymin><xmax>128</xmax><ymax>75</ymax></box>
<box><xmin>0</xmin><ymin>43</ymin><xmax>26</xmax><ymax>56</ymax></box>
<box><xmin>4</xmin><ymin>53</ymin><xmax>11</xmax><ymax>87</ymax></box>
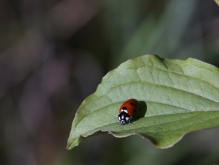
<box><xmin>117</xmin><ymin>99</ymin><xmax>140</xmax><ymax>125</ymax></box>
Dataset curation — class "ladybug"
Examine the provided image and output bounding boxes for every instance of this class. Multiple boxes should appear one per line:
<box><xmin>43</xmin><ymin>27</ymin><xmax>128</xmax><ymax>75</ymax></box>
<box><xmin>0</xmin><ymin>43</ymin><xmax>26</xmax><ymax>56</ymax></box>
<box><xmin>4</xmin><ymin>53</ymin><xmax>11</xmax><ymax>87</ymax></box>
<box><xmin>117</xmin><ymin>99</ymin><xmax>140</xmax><ymax>125</ymax></box>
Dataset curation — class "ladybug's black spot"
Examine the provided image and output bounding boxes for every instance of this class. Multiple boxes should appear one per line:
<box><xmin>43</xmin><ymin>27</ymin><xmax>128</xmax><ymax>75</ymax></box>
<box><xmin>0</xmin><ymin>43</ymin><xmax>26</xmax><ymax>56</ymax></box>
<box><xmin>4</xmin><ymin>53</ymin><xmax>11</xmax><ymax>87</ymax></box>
<box><xmin>134</xmin><ymin>109</ymin><xmax>136</xmax><ymax>112</ymax></box>
<box><xmin>130</xmin><ymin>102</ymin><xmax>135</xmax><ymax>106</ymax></box>
<box><xmin>122</xmin><ymin>107</ymin><xmax>127</xmax><ymax>110</ymax></box>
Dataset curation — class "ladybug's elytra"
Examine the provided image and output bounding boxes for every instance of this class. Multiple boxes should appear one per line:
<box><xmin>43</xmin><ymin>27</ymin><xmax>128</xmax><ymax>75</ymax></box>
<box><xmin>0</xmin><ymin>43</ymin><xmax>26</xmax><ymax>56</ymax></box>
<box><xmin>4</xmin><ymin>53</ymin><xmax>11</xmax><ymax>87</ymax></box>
<box><xmin>117</xmin><ymin>99</ymin><xmax>140</xmax><ymax>125</ymax></box>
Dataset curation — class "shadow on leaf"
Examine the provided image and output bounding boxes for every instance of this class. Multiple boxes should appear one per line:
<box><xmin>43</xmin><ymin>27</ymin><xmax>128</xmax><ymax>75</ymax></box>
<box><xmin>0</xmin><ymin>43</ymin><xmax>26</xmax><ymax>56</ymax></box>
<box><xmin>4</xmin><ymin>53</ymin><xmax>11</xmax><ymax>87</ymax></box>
<box><xmin>132</xmin><ymin>101</ymin><xmax>147</xmax><ymax>122</ymax></box>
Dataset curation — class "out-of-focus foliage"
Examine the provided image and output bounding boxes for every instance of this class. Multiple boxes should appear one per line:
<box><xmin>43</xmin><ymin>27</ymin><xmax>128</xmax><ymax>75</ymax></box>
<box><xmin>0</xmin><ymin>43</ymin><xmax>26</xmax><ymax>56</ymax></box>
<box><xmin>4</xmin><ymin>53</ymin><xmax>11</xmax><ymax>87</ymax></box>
<box><xmin>215</xmin><ymin>0</ymin><xmax>219</xmax><ymax>6</ymax></box>
<box><xmin>0</xmin><ymin>0</ymin><xmax>219</xmax><ymax>165</ymax></box>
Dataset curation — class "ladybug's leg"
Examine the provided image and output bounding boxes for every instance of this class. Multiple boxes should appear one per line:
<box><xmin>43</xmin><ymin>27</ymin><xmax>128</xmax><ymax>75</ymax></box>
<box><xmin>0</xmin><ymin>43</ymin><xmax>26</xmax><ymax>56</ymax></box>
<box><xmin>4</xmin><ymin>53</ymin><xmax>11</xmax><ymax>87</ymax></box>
<box><xmin>129</xmin><ymin>116</ymin><xmax>132</xmax><ymax>124</ymax></box>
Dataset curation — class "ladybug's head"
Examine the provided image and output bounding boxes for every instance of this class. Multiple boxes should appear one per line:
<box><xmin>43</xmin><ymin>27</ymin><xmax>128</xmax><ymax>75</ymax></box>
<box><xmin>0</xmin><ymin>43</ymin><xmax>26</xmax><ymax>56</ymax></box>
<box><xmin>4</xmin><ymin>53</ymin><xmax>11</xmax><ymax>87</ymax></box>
<box><xmin>117</xmin><ymin>112</ymin><xmax>131</xmax><ymax>125</ymax></box>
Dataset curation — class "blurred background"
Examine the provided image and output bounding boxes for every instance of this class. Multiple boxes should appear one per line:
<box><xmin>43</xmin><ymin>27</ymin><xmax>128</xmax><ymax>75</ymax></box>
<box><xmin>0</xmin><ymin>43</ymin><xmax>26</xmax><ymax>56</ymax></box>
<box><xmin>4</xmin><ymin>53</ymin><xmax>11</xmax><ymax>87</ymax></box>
<box><xmin>1</xmin><ymin>0</ymin><xmax>219</xmax><ymax>165</ymax></box>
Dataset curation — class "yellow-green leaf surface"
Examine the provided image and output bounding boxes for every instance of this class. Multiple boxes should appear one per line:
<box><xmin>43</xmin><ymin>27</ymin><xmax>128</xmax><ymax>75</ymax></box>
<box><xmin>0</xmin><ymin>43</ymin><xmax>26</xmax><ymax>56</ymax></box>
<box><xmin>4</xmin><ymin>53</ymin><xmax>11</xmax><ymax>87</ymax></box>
<box><xmin>67</xmin><ymin>54</ymin><xmax>219</xmax><ymax>150</ymax></box>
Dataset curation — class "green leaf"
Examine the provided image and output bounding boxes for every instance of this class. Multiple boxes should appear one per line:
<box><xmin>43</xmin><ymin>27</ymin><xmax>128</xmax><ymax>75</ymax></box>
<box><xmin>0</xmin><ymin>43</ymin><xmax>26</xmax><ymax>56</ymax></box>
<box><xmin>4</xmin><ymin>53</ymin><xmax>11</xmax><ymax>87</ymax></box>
<box><xmin>67</xmin><ymin>54</ymin><xmax>219</xmax><ymax>150</ymax></box>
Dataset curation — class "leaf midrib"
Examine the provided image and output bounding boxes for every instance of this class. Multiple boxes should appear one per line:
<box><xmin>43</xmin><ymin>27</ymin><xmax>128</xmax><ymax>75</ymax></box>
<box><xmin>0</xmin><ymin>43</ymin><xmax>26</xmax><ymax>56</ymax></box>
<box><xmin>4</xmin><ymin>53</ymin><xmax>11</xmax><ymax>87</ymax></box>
<box><xmin>80</xmin><ymin>111</ymin><xmax>219</xmax><ymax>138</ymax></box>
